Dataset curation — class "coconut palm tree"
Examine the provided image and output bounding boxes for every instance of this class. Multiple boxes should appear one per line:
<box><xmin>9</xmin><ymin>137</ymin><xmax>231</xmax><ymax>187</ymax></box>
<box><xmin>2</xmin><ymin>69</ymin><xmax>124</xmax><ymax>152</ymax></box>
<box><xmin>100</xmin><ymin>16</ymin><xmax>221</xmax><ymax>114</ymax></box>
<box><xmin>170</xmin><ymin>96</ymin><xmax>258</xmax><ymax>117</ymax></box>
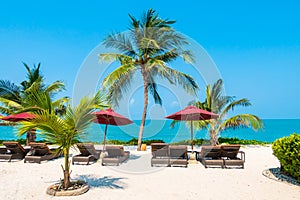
<box><xmin>0</xmin><ymin>63</ymin><xmax>66</xmax><ymax>114</ymax></box>
<box><xmin>190</xmin><ymin>79</ymin><xmax>263</xmax><ymax>145</ymax></box>
<box><xmin>0</xmin><ymin>63</ymin><xmax>68</xmax><ymax>145</ymax></box>
<box><xmin>18</xmin><ymin>90</ymin><xmax>107</xmax><ymax>190</ymax></box>
<box><xmin>99</xmin><ymin>9</ymin><xmax>198</xmax><ymax>150</ymax></box>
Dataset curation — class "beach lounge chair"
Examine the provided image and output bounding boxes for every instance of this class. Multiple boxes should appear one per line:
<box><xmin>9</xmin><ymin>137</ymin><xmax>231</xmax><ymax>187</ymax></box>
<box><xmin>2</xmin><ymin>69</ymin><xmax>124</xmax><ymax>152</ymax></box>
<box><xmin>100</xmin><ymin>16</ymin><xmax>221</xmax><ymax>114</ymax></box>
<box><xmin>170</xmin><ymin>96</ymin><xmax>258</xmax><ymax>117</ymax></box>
<box><xmin>24</xmin><ymin>142</ymin><xmax>62</xmax><ymax>164</ymax></box>
<box><xmin>169</xmin><ymin>145</ymin><xmax>188</xmax><ymax>167</ymax></box>
<box><xmin>221</xmin><ymin>145</ymin><xmax>245</xmax><ymax>169</ymax></box>
<box><xmin>72</xmin><ymin>143</ymin><xmax>102</xmax><ymax>165</ymax></box>
<box><xmin>199</xmin><ymin>146</ymin><xmax>224</xmax><ymax>168</ymax></box>
<box><xmin>0</xmin><ymin>141</ymin><xmax>29</xmax><ymax>162</ymax></box>
<box><xmin>151</xmin><ymin>143</ymin><xmax>170</xmax><ymax>167</ymax></box>
<box><xmin>102</xmin><ymin>145</ymin><xmax>130</xmax><ymax>166</ymax></box>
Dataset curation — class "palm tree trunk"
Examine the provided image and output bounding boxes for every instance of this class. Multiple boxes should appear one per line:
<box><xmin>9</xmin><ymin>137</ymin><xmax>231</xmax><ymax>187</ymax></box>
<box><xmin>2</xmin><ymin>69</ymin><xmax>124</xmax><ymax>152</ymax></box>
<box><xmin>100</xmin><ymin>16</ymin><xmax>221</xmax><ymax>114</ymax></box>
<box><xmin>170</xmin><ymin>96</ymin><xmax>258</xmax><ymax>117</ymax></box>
<box><xmin>209</xmin><ymin>130</ymin><xmax>217</xmax><ymax>146</ymax></box>
<box><xmin>62</xmin><ymin>149</ymin><xmax>70</xmax><ymax>189</ymax></box>
<box><xmin>137</xmin><ymin>70</ymin><xmax>148</xmax><ymax>151</ymax></box>
<box><xmin>209</xmin><ymin>120</ymin><xmax>218</xmax><ymax>146</ymax></box>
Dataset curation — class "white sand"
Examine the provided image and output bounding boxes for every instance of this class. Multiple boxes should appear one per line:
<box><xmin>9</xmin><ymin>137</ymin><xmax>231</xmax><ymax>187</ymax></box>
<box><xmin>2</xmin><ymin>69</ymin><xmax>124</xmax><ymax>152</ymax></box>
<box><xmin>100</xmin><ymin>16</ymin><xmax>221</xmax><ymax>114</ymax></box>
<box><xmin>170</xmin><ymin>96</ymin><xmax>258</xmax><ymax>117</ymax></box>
<box><xmin>0</xmin><ymin>145</ymin><xmax>299</xmax><ymax>200</ymax></box>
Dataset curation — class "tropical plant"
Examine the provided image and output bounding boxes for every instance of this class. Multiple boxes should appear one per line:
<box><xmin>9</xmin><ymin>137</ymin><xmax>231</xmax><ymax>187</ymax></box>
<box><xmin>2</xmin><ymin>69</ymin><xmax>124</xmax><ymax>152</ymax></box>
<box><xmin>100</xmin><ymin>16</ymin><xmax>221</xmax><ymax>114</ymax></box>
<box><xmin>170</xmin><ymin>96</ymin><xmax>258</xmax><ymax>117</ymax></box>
<box><xmin>18</xmin><ymin>90</ymin><xmax>107</xmax><ymax>190</ymax></box>
<box><xmin>188</xmin><ymin>79</ymin><xmax>263</xmax><ymax>145</ymax></box>
<box><xmin>0</xmin><ymin>63</ymin><xmax>68</xmax><ymax>145</ymax></box>
<box><xmin>272</xmin><ymin>133</ymin><xmax>300</xmax><ymax>182</ymax></box>
<box><xmin>99</xmin><ymin>9</ymin><xmax>198</xmax><ymax>150</ymax></box>
<box><xmin>0</xmin><ymin>63</ymin><xmax>66</xmax><ymax>114</ymax></box>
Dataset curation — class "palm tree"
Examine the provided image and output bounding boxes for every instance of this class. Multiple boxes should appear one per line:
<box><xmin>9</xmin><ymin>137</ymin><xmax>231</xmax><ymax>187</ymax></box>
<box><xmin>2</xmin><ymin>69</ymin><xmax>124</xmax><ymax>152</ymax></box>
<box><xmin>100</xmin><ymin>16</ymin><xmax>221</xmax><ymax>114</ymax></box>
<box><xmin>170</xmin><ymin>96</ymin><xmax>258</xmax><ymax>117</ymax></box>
<box><xmin>0</xmin><ymin>62</ymin><xmax>66</xmax><ymax>114</ymax></box>
<box><xmin>190</xmin><ymin>79</ymin><xmax>263</xmax><ymax>145</ymax></box>
<box><xmin>17</xmin><ymin>90</ymin><xmax>107</xmax><ymax>190</ymax></box>
<box><xmin>99</xmin><ymin>9</ymin><xmax>199</xmax><ymax>150</ymax></box>
<box><xmin>0</xmin><ymin>63</ymin><xmax>68</xmax><ymax>145</ymax></box>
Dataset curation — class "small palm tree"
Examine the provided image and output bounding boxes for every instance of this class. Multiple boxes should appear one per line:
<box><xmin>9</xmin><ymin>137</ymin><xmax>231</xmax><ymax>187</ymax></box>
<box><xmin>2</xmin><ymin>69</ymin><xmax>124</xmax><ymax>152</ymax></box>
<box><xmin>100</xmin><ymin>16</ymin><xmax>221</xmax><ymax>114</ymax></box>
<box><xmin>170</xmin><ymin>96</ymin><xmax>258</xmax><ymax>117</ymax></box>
<box><xmin>18</xmin><ymin>90</ymin><xmax>107</xmax><ymax>190</ymax></box>
<box><xmin>190</xmin><ymin>79</ymin><xmax>263</xmax><ymax>145</ymax></box>
<box><xmin>100</xmin><ymin>9</ymin><xmax>198</xmax><ymax>150</ymax></box>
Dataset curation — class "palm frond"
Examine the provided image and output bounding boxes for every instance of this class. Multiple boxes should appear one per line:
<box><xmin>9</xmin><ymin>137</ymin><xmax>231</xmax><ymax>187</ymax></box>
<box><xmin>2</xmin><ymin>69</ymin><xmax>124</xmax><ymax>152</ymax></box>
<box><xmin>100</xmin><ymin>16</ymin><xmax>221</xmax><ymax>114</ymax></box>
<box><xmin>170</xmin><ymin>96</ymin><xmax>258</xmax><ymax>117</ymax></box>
<box><xmin>0</xmin><ymin>80</ymin><xmax>21</xmax><ymax>103</ymax></box>
<box><xmin>45</xmin><ymin>81</ymin><xmax>65</xmax><ymax>94</ymax></box>
<box><xmin>23</xmin><ymin>83</ymin><xmax>53</xmax><ymax>112</ymax></box>
<box><xmin>157</xmin><ymin>65</ymin><xmax>199</xmax><ymax>95</ymax></box>
<box><xmin>219</xmin><ymin>98</ymin><xmax>252</xmax><ymax>119</ymax></box>
<box><xmin>0</xmin><ymin>105</ymin><xmax>12</xmax><ymax>115</ymax></box>
<box><xmin>105</xmin><ymin>69</ymin><xmax>136</xmax><ymax>106</ymax></box>
<box><xmin>92</xmin><ymin>90</ymin><xmax>110</xmax><ymax>110</ymax></box>
<box><xmin>147</xmin><ymin>75</ymin><xmax>162</xmax><ymax>105</ymax></box>
<box><xmin>102</xmin><ymin>32</ymin><xmax>136</xmax><ymax>57</ymax></box>
<box><xmin>152</xmin><ymin>48</ymin><xmax>179</xmax><ymax>63</ymax></box>
<box><xmin>102</xmin><ymin>64</ymin><xmax>137</xmax><ymax>88</ymax></box>
<box><xmin>99</xmin><ymin>53</ymin><xmax>135</xmax><ymax>65</ymax></box>
<box><xmin>0</xmin><ymin>97</ymin><xmax>22</xmax><ymax>110</ymax></box>
<box><xmin>22</xmin><ymin>62</ymin><xmax>44</xmax><ymax>91</ymax></box>
<box><xmin>218</xmin><ymin>114</ymin><xmax>263</xmax><ymax>132</ymax></box>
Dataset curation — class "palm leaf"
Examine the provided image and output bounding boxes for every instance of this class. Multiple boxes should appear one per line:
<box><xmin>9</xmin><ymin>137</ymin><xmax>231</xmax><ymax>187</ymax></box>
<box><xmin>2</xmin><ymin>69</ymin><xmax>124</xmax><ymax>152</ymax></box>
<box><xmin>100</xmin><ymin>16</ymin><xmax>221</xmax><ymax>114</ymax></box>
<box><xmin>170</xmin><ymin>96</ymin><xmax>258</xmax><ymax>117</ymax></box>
<box><xmin>99</xmin><ymin>53</ymin><xmax>135</xmax><ymax>64</ymax></box>
<box><xmin>45</xmin><ymin>81</ymin><xmax>65</xmax><ymax>94</ymax></box>
<box><xmin>219</xmin><ymin>98</ymin><xmax>252</xmax><ymax>119</ymax></box>
<box><xmin>147</xmin><ymin>75</ymin><xmax>162</xmax><ymax>105</ymax></box>
<box><xmin>102</xmin><ymin>32</ymin><xmax>136</xmax><ymax>57</ymax></box>
<box><xmin>218</xmin><ymin>114</ymin><xmax>263</xmax><ymax>133</ymax></box>
<box><xmin>0</xmin><ymin>80</ymin><xmax>21</xmax><ymax>103</ymax></box>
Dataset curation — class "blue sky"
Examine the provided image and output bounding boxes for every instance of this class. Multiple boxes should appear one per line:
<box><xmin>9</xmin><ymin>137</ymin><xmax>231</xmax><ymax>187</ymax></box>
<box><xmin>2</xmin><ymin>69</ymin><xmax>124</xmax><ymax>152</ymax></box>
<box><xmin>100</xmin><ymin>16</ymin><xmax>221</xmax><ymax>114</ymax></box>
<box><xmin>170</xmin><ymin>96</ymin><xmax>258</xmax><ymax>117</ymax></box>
<box><xmin>0</xmin><ymin>0</ymin><xmax>299</xmax><ymax>119</ymax></box>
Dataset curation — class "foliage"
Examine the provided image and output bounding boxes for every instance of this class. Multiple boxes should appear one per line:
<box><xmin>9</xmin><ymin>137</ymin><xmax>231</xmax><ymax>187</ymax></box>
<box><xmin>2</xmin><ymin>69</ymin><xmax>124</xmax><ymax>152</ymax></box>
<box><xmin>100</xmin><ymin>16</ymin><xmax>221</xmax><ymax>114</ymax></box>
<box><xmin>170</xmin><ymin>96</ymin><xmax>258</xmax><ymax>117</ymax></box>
<box><xmin>79</xmin><ymin>137</ymin><xmax>269</xmax><ymax>146</ymax></box>
<box><xmin>99</xmin><ymin>9</ymin><xmax>198</xmax><ymax>150</ymax></box>
<box><xmin>17</xmin><ymin>90</ymin><xmax>107</xmax><ymax>189</ymax></box>
<box><xmin>0</xmin><ymin>139</ymin><xmax>51</xmax><ymax>146</ymax></box>
<box><xmin>0</xmin><ymin>63</ymin><xmax>67</xmax><ymax>115</ymax></box>
<box><xmin>97</xmin><ymin>138</ymin><xmax>165</xmax><ymax>145</ymax></box>
<box><xmin>218</xmin><ymin>137</ymin><xmax>269</xmax><ymax>145</ymax></box>
<box><xmin>187</xmin><ymin>79</ymin><xmax>263</xmax><ymax>145</ymax></box>
<box><xmin>170</xmin><ymin>137</ymin><xmax>269</xmax><ymax>145</ymax></box>
<box><xmin>272</xmin><ymin>133</ymin><xmax>300</xmax><ymax>182</ymax></box>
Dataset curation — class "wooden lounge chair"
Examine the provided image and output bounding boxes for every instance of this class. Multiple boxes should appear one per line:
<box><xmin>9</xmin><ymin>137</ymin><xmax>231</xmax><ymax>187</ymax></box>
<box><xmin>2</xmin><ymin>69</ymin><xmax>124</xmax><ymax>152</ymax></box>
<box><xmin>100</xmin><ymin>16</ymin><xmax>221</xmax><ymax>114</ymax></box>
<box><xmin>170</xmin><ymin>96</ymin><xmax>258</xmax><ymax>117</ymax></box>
<box><xmin>102</xmin><ymin>145</ymin><xmax>130</xmax><ymax>166</ymax></box>
<box><xmin>72</xmin><ymin>143</ymin><xmax>102</xmax><ymax>165</ymax></box>
<box><xmin>0</xmin><ymin>141</ymin><xmax>30</xmax><ymax>162</ymax></box>
<box><xmin>151</xmin><ymin>143</ymin><xmax>170</xmax><ymax>167</ymax></box>
<box><xmin>199</xmin><ymin>146</ymin><xmax>224</xmax><ymax>168</ymax></box>
<box><xmin>221</xmin><ymin>145</ymin><xmax>245</xmax><ymax>169</ymax></box>
<box><xmin>24</xmin><ymin>142</ymin><xmax>62</xmax><ymax>164</ymax></box>
<box><xmin>169</xmin><ymin>145</ymin><xmax>188</xmax><ymax>167</ymax></box>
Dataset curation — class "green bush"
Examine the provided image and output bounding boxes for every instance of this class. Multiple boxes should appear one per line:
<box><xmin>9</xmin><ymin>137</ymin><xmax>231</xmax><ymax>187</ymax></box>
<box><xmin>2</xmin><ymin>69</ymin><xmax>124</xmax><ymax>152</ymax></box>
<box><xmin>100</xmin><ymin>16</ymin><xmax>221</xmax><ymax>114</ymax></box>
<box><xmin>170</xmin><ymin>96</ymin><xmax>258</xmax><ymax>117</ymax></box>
<box><xmin>105</xmin><ymin>138</ymin><xmax>165</xmax><ymax>145</ymax></box>
<box><xmin>219</xmin><ymin>137</ymin><xmax>270</xmax><ymax>145</ymax></box>
<box><xmin>272</xmin><ymin>133</ymin><xmax>300</xmax><ymax>182</ymax></box>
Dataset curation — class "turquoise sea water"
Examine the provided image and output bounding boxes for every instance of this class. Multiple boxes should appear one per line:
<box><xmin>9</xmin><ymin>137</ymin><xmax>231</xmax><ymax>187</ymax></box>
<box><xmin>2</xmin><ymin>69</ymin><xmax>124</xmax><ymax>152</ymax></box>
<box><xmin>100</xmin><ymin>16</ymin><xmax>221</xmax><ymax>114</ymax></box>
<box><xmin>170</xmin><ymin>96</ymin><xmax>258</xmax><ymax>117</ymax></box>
<box><xmin>0</xmin><ymin>119</ymin><xmax>299</xmax><ymax>143</ymax></box>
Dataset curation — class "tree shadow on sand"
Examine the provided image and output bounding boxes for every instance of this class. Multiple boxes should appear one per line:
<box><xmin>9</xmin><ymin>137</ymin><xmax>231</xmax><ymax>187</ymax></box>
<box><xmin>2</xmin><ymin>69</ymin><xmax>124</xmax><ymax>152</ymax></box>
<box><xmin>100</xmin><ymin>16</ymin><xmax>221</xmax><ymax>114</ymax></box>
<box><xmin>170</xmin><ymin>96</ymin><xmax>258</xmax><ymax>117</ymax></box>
<box><xmin>75</xmin><ymin>175</ymin><xmax>127</xmax><ymax>189</ymax></box>
<box><xmin>128</xmin><ymin>154</ymin><xmax>141</xmax><ymax>160</ymax></box>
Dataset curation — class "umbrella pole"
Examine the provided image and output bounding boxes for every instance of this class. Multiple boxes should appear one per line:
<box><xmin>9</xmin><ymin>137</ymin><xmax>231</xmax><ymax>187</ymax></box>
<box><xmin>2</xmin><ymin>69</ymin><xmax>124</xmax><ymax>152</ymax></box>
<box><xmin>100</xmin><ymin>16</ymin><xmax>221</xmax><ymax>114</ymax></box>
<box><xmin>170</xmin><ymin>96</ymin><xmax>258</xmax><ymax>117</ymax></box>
<box><xmin>103</xmin><ymin>124</ymin><xmax>108</xmax><ymax>151</ymax></box>
<box><xmin>190</xmin><ymin>121</ymin><xmax>194</xmax><ymax>152</ymax></box>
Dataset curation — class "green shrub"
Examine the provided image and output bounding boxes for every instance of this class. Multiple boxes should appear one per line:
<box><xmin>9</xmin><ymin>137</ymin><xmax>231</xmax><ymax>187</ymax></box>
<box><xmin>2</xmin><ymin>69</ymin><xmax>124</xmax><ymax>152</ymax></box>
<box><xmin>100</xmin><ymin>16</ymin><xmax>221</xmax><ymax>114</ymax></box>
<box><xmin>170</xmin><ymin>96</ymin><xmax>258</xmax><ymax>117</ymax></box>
<box><xmin>272</xmin><ymin>133</ymin><xmax>300</xmax><ymax>182</ymax></box>
<box><xmin>106</xmin><ymin>138</ymin><xmax>165</xmax><ymax>145</ymax></box>
<box><xmin>219</xmin><ymin>137</ymin><xmax>270</xmax><ymax>145</ymax></box>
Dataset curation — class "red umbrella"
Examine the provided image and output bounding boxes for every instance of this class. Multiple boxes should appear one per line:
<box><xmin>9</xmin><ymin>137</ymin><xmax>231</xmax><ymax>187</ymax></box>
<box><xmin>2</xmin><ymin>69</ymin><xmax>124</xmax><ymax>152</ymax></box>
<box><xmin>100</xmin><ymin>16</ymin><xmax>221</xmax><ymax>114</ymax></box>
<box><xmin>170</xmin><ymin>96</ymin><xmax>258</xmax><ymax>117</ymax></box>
<box><xmin>166</xmin><ymin>106</ymin><xmax>219</xmax><ymax>151</ymax></box>
<box><xmin>93</xmin><ymin>108</ymin><xmax>133</xmax><ymax>150</ymax></box>
<box><xmin>1</xmin><ymin>112</ymin><xmax>36</xmax><ymax>145</ymax></box>
<box><xmin>1</xmin><ymin>112</ymin><xmax>35</xmax><ymax>122</ymax></box>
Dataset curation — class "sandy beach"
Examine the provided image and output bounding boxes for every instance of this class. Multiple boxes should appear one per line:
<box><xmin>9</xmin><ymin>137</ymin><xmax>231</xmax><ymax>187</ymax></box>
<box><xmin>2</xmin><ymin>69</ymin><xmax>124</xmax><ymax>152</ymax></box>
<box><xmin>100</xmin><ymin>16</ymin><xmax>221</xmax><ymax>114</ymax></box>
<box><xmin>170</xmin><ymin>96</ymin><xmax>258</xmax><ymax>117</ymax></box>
<box><xmin>0</xmin><ymin>145</ymin><xmax>299</xmax><ymax>200</ymax></box>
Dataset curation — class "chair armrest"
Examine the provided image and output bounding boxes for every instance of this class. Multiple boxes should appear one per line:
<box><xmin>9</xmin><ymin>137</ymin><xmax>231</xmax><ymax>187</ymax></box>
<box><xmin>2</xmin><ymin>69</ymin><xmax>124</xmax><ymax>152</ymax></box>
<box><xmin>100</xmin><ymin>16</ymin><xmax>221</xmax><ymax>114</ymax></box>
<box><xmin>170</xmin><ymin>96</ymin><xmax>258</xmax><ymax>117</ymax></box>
<box><xmin>238</xmin><ymin>151</ymin><xmax>245</xmax><ymax>162</ymax></box>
